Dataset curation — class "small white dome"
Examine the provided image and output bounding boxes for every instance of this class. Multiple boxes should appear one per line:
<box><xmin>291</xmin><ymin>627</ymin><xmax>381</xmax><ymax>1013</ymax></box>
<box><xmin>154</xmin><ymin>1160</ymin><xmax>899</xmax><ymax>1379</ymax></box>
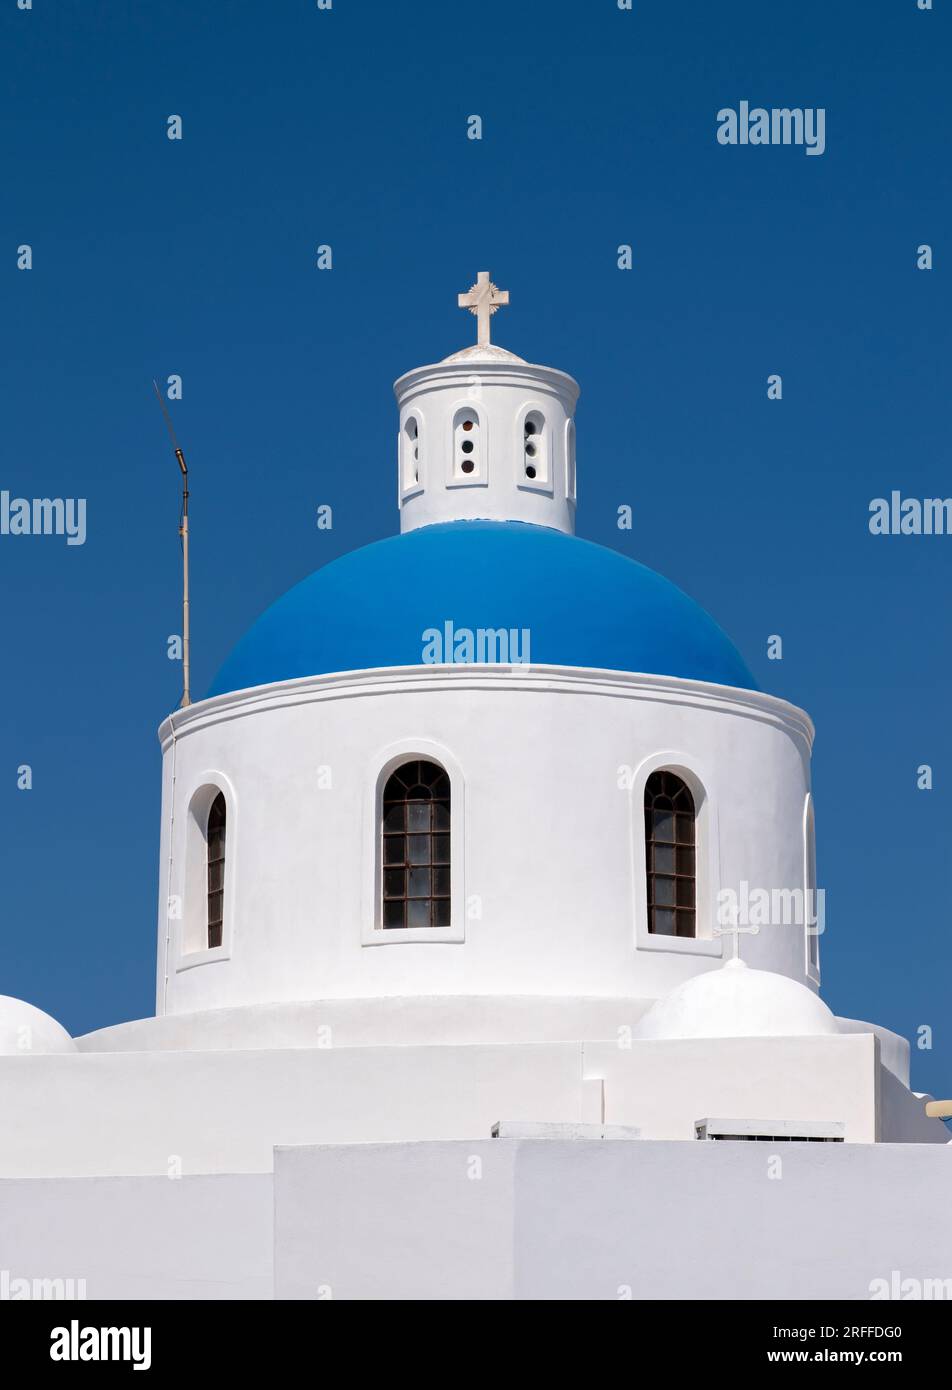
<box><xmin>0</xmin><ymin>995</ymin><xmax>76</xmax><ymax>1055</ymax></box>
<box><xmin>634</xmin><ymin>959</ymin><xmax>839</xmax><ymax>1041</ymax></box>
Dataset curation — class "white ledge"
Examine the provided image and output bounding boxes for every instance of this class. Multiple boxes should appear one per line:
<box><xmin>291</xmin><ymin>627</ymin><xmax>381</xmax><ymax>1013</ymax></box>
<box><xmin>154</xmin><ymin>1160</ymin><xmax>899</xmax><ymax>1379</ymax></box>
<box><xmin>158</xmin><ymin>664</ymin><xmax>814</xmax><ymax>753</ymax></box>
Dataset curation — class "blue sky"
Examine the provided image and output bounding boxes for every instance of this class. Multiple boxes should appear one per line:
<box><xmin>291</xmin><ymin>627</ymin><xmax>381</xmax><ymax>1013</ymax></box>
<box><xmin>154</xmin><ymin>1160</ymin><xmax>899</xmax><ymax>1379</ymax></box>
<box><xmin>2</xmin><ymin>0</ymin><xmax>950</xmax><ymax>1096</ymax></box>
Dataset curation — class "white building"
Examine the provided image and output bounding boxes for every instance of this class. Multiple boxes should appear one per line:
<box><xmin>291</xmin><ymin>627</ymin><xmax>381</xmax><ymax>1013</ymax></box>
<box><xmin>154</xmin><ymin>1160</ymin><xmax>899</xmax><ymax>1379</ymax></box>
<box><xmin>1</xmin><ymin>274</ymin><xmax>949</xmax><ymax>1302</ymax></box>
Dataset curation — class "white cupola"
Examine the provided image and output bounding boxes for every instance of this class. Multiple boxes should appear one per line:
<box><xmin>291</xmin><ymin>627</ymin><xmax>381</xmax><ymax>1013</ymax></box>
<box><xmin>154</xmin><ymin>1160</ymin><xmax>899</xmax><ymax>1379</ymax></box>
<box><xmin>394</xmin><ymin>271</ymin><xmax>580</xmax><ymax>535</ymax></box>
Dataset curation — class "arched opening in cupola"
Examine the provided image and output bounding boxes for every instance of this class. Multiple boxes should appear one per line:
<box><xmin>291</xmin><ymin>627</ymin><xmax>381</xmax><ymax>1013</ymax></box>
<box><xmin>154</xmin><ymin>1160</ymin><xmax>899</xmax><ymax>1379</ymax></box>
<box><xmin>453</xmin><ymin>408</ymin><xmax>481</xmax><ymax>479</ymax></box>
<box><xmin>522</xmin><ymin>409</ymin><xmax>547</xmax><ymax>482</ymax></box>
<box><xmin>401</xmin><ymin>414</ymin><xmax>422</xmax><ymax>490</ymax></box>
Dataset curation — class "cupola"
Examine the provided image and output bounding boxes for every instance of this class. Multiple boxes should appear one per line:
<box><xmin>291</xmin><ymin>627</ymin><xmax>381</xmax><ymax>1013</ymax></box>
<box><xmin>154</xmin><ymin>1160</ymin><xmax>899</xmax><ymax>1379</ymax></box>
<box><xmin>394</xmin><ymin>272</ymin><xmax>580</xmax><ymax>535</ymax></box>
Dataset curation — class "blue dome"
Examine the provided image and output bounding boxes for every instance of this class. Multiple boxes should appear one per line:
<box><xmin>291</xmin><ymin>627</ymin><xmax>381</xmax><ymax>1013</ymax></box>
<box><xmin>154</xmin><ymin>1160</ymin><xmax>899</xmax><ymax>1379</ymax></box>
<box><xmin>209</xmin><ymin>521</ymin><xmax>757</xmax><ymax>696</ymax></box>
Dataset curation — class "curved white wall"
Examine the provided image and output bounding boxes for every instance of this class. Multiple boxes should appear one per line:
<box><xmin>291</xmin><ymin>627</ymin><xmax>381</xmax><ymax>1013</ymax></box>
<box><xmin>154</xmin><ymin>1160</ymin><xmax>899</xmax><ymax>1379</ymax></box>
<box><xmin>155</xmin><ymin>666</ymin><xmax>815</xmax><ymax>1018</ymax></box>
<box><xmin>393</xmin><ymin>358</ymin><xmax>579</xmax><ymax>534</ymax></box>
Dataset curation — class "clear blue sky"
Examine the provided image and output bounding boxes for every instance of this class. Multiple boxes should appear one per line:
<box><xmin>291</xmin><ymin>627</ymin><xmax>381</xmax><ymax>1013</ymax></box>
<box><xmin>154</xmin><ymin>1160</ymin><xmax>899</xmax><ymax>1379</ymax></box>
<box><xmin>3</xmin><ymin>1</ymin><xmax>950</xmax><ymax>1097</ymax></box>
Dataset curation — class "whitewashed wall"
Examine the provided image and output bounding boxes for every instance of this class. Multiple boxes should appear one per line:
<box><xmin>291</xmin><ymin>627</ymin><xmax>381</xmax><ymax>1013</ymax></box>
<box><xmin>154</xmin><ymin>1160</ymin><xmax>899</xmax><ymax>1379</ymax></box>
<box><xmin>0</xmin><ymin>1173</ymin><xmax>271</xmax><ymax>1300</ymax></box>
<box><xmin>4</xmin><ymin>1136</ymin><xmax>948</xmax><ymax>1302</ymax></box>
<box><xmin>5</xmin><ymin>1032</ymin><xmax>941</xmax><ymax>1182</ymax></box>
<box><xmin>155</xmin><ymin>665</ymin><xmax>816</xmax><ymax>1019</ymax></box>
<box><xmin>394</xmin><ymin>355</ymin><xmax>579</xmax><ymax>535</ymax></box>
<box><xmin>275</xmin><ymin>1138</ymin><xmax>952</xmax><ymax>1302</ymax></box>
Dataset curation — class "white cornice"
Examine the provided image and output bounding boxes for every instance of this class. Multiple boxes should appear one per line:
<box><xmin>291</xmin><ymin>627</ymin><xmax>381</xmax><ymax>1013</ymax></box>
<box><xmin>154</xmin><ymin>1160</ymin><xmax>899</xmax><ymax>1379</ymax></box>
<box><xmin>393</xmin><ymin>358</ymin><xmax>580</xmax><ymax>405</ymax></box>
<box><xmin>158</xmin><ymin>665</ymin><xmax>814</xmax><ymax>754</ymax></box>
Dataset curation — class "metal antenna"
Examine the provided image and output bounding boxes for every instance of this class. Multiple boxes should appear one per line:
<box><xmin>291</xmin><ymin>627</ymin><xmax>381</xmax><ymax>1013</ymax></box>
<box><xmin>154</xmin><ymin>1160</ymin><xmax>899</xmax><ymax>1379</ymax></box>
<box><xmin>153</xmin><ymin>381</ymin><xmax>191</xmax><ymax>707</ymax></box>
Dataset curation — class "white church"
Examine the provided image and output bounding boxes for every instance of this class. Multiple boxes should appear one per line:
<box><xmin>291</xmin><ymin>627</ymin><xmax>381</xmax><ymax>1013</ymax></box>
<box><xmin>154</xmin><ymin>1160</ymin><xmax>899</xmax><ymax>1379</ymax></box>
<box><xmin>1</xmin><ymin>275</ymin><xmax>949</xmax><ymax>1301</ymax></box>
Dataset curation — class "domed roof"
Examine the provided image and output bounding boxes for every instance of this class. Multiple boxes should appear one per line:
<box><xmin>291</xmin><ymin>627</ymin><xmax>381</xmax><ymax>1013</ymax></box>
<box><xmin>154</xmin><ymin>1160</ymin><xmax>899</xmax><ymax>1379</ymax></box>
<box><xmin>0</xmin><ymin>995</ymin><xmax>76</xmax><ymax>1055</ymax></box>
<box><xmin>440</xmin><ymin>344</ymin><xmax>527</xmax><ymax>364</ymax></box>
<box><xmin>209</xmin><ymin>521</ymin><xmax>756</xmax><ymax>698</ymax></box>
<box><xmin>634</xmin><ymin>959</ymin><xmax>839</xmax><ymax>1041</ymax></box>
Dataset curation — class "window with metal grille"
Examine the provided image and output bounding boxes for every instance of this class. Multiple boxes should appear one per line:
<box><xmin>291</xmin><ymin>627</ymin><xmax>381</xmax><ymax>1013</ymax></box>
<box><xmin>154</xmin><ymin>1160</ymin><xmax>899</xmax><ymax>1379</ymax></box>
<box><xmin>644</xmin><ymin>770</ymin><xmax>696</xmax><ymax>937</ymax></box>
<box><xmin>206</xmin><ymin>792</ymin><xmax>226</xmax><ymax>949</ymax></box>
<box><xmin>381</xmin><ymin>760</ymin><xmax>450</xmax><ymax>929</ymax></box>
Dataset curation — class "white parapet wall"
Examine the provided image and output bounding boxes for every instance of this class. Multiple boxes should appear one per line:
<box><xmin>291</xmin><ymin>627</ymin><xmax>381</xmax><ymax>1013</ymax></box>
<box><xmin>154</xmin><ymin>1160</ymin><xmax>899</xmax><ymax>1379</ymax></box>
<box><xmin>275</xmin><ymin>1138</ymin><xmax>952</xmax><ymax>1302</ymax></box>
<box><xmin>0</xmin><ymin>1173</ymin><xmax>272</xmax><ymax>1301</ymax></box>
<box><xmin>2</xmin><ymin>1136</ymin><xmax>948</xmax><ymax>1301</ymax></box>
<box><xmin>0</xmin><ymin>1030</ymin><xmax>942</xmax><ymax>1181</ymax></box>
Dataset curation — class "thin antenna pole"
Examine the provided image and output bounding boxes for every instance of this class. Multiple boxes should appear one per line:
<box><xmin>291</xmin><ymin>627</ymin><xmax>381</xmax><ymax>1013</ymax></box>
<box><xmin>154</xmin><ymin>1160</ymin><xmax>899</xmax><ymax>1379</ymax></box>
<box><xmin>153</xmin><ymin>381</ymin><xmax>191</xmax><ymax>707</ymax></box>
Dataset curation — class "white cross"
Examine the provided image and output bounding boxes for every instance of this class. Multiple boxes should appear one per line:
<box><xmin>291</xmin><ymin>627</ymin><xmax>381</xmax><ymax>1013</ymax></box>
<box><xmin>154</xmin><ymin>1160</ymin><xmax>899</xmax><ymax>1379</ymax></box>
<box><xmin>713</xmin><ymin>920</ymin><xmax>760</xmax><ymax>962</ymax></box>
<box><xmin>458</xmin><ymin>271</ymin><xmax>510</xmax><ymax>347</ymax></box>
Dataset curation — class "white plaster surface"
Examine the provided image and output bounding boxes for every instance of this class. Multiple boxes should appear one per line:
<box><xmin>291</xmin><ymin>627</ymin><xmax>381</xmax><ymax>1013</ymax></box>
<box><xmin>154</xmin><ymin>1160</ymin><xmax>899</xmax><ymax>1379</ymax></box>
<box><xmin>393</xmin><ymin>356</ymin><xmax>580</xmax><ymax>534</ymax></box>
<box><xmin>0</xmin><ymin>1044</ymin><xmax>583</xmax><ymax>1178</ymax></box>
<box><xmin>76</xmin><ymin>996</ymin><xmax>655</xmax><ymax>1053</ymax></box>
<box><xmin>3</xmin><ymin>1136</ymin><xmax>949</xmax><ymax>1301</ymax></box>
<box><xmin>584</xmin><ymin>1033</ymin><xmax>882</xmax><ymax>1142</ymax></box>
<box><xmin>634</xmin><ymin>958</ymin><xmax>838</xmax><ymax>1039</ymax></box>
<box><xmin>274</xmin><ymin>1139</ymin><xmax>952</xmax><ymax>1301</ymax></box>
<box><xmin>276</xmin><ymin>1141</ymin><xmax>515</xmax><ymax>1301</ymax></box>
<box><xmin>0</xmin><ymin>996</ymin><xmax>76</xmax><ymax>1056</ymax></box>
<box><xmin>2</xmin><ymin>1033</ymin><xmax>941</xmax><ymax>1182</ymax></box>
<box><xmin>837</xmin><ymin>1016</ymin><xmax>910</xmax><ymax>1084</ymax></box>
<box><xmin>155</xmin><ymin>666</ymin><xmax>816</xmax><ymax>1019</ymax></box>
<box><xmin>0</xmin><ymin>1174</ymin><xmax>271</xmax><ymax>1300</ymax></box>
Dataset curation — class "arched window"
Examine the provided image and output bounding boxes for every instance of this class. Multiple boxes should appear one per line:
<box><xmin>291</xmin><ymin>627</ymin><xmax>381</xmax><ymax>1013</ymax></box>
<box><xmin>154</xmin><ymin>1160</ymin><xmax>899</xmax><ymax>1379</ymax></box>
<box><xmin>521</xmin><ymin>409</ymin><xmax>548</xmax><ymax>485</ymax></box>
<box><xmin>453</xmin><ymin>407</ymin><xmax>481</xmax><ymax>479</ymax></box>
<box><xmin>206</xmin><ymin>792</ymin><xmax>226</xmax><ymax>949</ymax></box>
<box><xmin>401</xmin><ymin>413</ymin><xmax>422</xmax><ymax>491</ymax></box>
<box><xmin>381</xmin><ymin>760</ymin><xmax>450</xmax><ymax>929</ymax></box>
<box><xmin>644</xmin><ymin>770</ymin><xmax>696</xmax><ymax>937</ymax></box>
<box><xmin>565</xmin><ymin>418</ymin><xmax>577</xmax><ymax>501</ymax></box>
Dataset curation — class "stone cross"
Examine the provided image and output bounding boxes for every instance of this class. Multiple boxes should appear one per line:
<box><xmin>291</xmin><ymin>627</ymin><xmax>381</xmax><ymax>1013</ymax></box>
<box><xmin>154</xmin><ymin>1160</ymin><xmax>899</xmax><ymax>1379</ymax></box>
<box><xmin>458</xmin><ymin>271</ymin><xmax>509</xmax><ymax>347</ymax></box>
<box><xmin>713</xmin><ymin>920</ymin><xmax>760</xmax><ymax>962</ymax></box>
